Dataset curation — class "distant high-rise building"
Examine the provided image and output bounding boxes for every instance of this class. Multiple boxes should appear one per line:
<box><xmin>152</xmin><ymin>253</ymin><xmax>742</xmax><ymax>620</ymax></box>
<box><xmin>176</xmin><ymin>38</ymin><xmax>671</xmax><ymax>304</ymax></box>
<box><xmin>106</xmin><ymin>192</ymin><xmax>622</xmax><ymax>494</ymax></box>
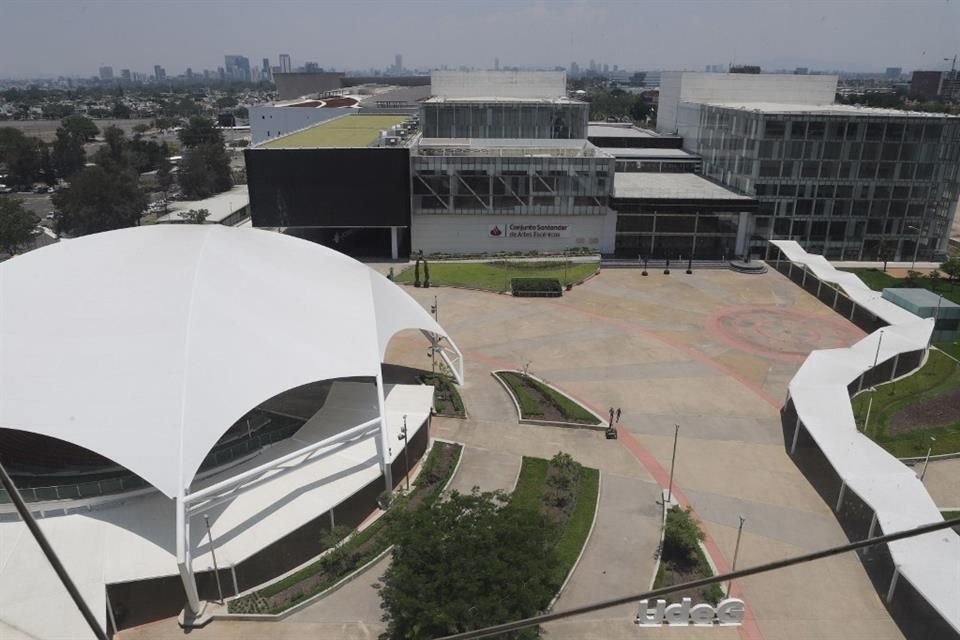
<box><xmin>570</xmin><ymin>61</ymin><xmax>579</xmax><ymax>75</ymax></box>
<box><xmin>99</xmin><ymin>66</ymin><xmax>114</xmax><ymax>81</ymax></box>
<box><xmin>395</xmin><ymin>54</ymin><xmax>402</xmax><ymax>72</ymax></box>
<box><xmin>186</xmin><ymin>67</ymin><xmax>194</xmax><ymax>80</ymax></box>
<box><xmin>603</xmin><ymin>64</ymin><xmax>609</xmax><ymax>73</ymax></box>
<box><xmin>225</xmin><ymin>55</ymin><xmax>251</xmax><ymax>82</ymax></box>
<box><xmin>304</xmin><ymin>62</ymin><xmax>320</xmax><ymax>72</ymax></box>
<box><xmin>494</xmin><ymin>57</ymin><xmax>499</xmax><ymax>71</ymax></box>
<box><xmin>613</xmin><ymin>64</ymin><xmax>619</xmax><ymax>72</ymax></box>
<box><xmin>153</xmin><ymin>65</ymin><xmax>166</xmax><ymax>81</ymax></box>
<box><xmin>729</xmin><ymin>64</ymin><xmax>761</xmax><ymax>74</ymax></box>
<box><xmin>279</xmin><ymin>53</ymin><xmax>292</xmax><ymax>73</ymax></box>
<box><xmin>794</xmin><ymin>67</ymin><xmax>809</xmax><ymax>75</ymax></box>
<box><xmin>885</xmin><ymin>67</ymin><xmax>903</xmax><ymax>80</ymax></box>
<box><xmin>262</xmin><ymin>57</ymin><xmax>271</xmax><ymax>81</ymax></box>
<box><xmin>120</xmin><ymin>69</ymin><xmax>131</xmax><ymax>82</ymax></box>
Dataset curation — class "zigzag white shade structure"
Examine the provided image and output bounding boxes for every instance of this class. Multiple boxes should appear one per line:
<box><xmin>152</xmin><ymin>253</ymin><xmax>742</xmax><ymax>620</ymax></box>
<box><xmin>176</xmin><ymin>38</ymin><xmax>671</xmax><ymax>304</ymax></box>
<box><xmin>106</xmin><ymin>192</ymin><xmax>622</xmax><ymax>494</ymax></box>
<box><xmin>0</xmin><ymin>225</ymin><xmax>463</xmax><ymax>627</ymax></box>
<box><xmin>773</xmin><ymin>240</ymin><xmax>959</xmax><ymax>637</ymax></box>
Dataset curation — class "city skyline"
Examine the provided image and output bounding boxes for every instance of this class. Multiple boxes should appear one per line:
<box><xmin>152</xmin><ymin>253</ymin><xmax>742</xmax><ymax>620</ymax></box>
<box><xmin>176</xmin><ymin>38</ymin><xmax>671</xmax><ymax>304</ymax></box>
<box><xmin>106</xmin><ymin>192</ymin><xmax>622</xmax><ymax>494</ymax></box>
<box><xmin>1</xmin><ymin>0</ymin><xmax>958</xmax><ymax>79</ymax></box>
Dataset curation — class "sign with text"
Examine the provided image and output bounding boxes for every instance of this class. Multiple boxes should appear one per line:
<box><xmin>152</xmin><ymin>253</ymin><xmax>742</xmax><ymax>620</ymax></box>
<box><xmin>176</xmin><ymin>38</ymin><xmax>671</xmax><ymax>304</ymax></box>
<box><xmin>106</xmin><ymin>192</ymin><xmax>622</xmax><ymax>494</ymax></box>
<box><xmin>487</xmin><ymin>223</ymin><xmax>571</xmax><ymax>239</ymax></box>
<box><xmin>635</xmin><ymin>597</ymin><xmax>745</xmax><ymax>627</ymax></box>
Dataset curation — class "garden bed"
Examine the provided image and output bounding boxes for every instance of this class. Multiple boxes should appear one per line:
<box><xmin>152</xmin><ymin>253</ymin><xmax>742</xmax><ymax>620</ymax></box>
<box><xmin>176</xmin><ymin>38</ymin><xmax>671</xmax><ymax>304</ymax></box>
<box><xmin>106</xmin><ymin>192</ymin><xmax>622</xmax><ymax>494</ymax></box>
<box><xmin>654</xmin><ymin>506</ymin><xmax>724</xmax><ymax>605</ymax></box>
<box><xmin>496</xmin><ymin>371</ymin><xmax>601</xmax><ymax>425</ymax></box>
<box><xmin>417</xmin><ymin>374</ymin><xmax>465</xmax><ymax>418</ymax></box>
<box><xmin>852</xmin><ymin>349</ymin><xmax>960</xmax><ymax>456</ymax></box>
<box><xmin>227</xmin><ymin>441</ymin><xmax>462</xmax><ymax>615</ymax></box>
<box><xmin>511</xmin><ymin>453</ymin><xmax>601</xmax><ymax>590</ymax></box>
<box><xmin>511</xmin><ymin>277</ymin><xmax>563</xmax><ymax>297</ymax></box>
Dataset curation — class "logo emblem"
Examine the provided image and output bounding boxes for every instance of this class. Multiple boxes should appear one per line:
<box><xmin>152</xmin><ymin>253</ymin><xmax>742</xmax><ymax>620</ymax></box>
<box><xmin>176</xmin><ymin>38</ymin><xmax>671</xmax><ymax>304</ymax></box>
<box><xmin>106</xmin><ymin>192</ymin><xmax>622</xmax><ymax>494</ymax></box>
<box><xmin>489</xmin><ymin>224</ymin><xmax>504</xmax><ymax>237</ymax></box>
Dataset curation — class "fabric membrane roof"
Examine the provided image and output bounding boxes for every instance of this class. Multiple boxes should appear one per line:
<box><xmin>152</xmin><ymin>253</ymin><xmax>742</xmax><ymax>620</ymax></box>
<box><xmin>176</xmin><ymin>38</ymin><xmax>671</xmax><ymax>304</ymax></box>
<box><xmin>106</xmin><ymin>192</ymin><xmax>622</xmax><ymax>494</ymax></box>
<box><xmin>0</xmin><ymin>225</ymin><xmax>452</xmax><ymax>499</ymax></box>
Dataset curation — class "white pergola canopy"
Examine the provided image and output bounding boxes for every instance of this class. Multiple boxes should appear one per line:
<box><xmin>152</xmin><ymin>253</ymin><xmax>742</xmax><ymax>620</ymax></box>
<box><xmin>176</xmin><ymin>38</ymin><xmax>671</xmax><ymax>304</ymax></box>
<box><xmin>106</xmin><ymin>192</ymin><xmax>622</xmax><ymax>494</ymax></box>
<box><xmin>0</xmin><ymin>225</ymin><xmax>456</xmax><ymax>499</ymax></box>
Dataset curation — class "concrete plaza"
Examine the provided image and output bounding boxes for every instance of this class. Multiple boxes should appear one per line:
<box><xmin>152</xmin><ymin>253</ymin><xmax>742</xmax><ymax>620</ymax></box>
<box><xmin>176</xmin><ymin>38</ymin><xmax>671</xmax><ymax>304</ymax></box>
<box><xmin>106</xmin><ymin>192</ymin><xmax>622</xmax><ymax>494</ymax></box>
<box><xmin>122</xmin><ymin>266</ymin><xmax>913</xmax><ymax>640</ymax></box>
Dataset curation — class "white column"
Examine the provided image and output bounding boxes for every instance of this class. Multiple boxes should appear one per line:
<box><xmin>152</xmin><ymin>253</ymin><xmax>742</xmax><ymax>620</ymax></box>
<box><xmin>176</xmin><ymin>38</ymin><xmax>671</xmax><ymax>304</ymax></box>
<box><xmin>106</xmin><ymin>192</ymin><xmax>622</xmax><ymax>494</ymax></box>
<box><xmin>886</xmin><ymin>566</ymin><xmax>900</xmax><ymax>603</ymax></box>
<box><xmin>390</xmin><ymin>227</ymin><xmax>399</xmax><ymax>260</ymax></box>
<box><xmin>176</xmin><ymin>495</ymin><xmax>202</xmax><ymax>613</ymax></box>
<box><xmin>375</xmin><ymin>370</ymin><xmax>394</xmax><ymax>492</ymax></box>
<box><xmin>835</xmin><ymin>481</ymin><xmax>846</xmax><ymax>512</ymax></box>
<box><xmin>790</xmin><ymin>417</ymin><xmax>801</xmax><ymax>454</ymax></box>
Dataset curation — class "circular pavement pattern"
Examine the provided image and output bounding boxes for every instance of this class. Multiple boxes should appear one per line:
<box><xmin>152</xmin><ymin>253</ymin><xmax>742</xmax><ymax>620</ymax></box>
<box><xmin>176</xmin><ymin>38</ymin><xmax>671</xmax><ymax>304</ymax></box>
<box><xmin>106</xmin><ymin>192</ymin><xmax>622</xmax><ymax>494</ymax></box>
<box><xmin>706</xmin><ymin>306</ymin><xmax>866</xmax><ymax>361</ymax></box>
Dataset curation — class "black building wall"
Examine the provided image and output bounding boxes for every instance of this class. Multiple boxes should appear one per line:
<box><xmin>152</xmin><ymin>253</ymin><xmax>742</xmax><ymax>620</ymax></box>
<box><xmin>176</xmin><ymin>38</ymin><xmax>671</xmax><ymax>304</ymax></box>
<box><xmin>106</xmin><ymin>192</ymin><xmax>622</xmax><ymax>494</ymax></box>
<box><xmin>245</xmin><ymin>148</ymin><xmax>411</xmax><ymax>229</ymax></box>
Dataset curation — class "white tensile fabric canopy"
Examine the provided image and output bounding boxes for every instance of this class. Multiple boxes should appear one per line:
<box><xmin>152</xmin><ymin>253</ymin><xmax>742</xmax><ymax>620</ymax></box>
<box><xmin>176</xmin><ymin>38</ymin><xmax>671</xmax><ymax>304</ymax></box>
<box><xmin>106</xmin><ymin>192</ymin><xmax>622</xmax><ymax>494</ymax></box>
<box><xmin>0</xmin><ymin>225</ymin><xmax>454</xmax><ymax>499</ymax></box>
<box><xmin>773</xmin><ymin>241</ymin><xmax>959</xmax><ymax>632</ymax></box>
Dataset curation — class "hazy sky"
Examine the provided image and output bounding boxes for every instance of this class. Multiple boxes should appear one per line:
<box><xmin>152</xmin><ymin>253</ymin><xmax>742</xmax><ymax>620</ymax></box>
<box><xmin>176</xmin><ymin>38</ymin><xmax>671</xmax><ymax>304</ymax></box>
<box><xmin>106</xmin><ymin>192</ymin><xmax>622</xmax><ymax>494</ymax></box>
<box><xmin>1</xmin><ymin>0</ymin><xmax>958</xmax><ymax>78</ymax></box>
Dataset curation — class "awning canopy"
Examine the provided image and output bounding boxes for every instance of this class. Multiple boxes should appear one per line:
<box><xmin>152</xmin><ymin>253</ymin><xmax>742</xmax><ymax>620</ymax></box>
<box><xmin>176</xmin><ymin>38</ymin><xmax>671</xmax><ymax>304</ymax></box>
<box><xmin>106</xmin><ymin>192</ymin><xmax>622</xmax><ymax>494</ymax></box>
<box><xmin>0</xmin><ymin>225</ymin><xmax>454</xmax><ymax>499</ymax></box>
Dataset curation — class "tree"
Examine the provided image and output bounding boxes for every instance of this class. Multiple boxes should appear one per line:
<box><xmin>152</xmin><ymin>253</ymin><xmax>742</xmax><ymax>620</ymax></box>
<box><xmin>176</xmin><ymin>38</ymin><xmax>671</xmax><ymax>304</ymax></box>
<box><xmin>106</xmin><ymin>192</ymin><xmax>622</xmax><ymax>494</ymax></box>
<box><xmin>110</xmin><ymin>101</ymin><xmax>131</xmax><ymax>119</ymax></box>
<box><xmin>178</xmin><ymin>116</ymin><xmax>223</xmax><ymax>148</ymax></box>
<box><xmin>941</xmin><ymin>257</ymin><xmax>960</xmax><ymax>283</ymax></box>
<box><xmin>61</xmin><ymin>114</ymin><xmax>99</xmax><ymax>143</ymax></box>
<box><xmin>156</xmin><ymin>156</ymin><xmax>175</xmax><ymax>211</ymax></box>
<box><xmin>216</xmin><ymin>96</ymin><xmax>238</xmax><ymax>109</ymax></box>
<box><xmin>52</xmin><ymin>165</ymin><xmax>146</xmax><ymax>236</ymax></box>
<box><xmin>178</xmin><ymin>141</ymin><xmax>231</xmax><ymax>199</ymax></box>
<box><xmin>877</xmin><ymin>240</ymin><xmax>893</xmax><ymax>273</ymax></box>
<box><xmin>177</xmin><ymin>208</ymin><xmax>210</xmax><ymax>224</ymax></box>
<box><xmin>51</xmin><ymin>126</ymin><xmax>87</xmax><ymax>179</ymax></box>
<box><xmin>378</xmin><ymin>489</ymin><xmax>557</xmax><ymax>640</ymax></box>
<box><xmin>0</xmin><ymin>127</ymin><xmax>40</xmax><ymax>186</ymax></box>
<box><xmin>132</xmin><ymin>123</ymin><xmax>150</xmax><ymax>135</ymax></box>
<box><xmin>0</xmin><ymin>197</ymin><xmax>38</xmax><ymax>256</ymax></box>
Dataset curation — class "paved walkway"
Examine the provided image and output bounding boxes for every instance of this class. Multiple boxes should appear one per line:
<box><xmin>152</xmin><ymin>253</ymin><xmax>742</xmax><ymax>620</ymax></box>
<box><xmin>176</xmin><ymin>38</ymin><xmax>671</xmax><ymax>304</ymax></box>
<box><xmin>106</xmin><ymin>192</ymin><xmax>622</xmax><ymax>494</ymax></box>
<box><xmin>445</xmin><ymin>445</ymin><xmax>521</xmax><ymax>495</ymax></box>
<box><xmin>922</xmin><ymin>457</ymin><xmax>960</xmax><ymax>511</ymax></box>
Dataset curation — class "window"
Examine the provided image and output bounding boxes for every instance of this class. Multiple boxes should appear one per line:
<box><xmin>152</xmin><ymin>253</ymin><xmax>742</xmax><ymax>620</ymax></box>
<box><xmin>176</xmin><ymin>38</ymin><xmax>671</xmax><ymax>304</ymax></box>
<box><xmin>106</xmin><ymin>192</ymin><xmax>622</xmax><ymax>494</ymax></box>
<box><xmin>790</xmin><ymin>122</ymin><xmax>807</xmax><ymax>139</ymax></box>
<box><xmin>765</xmin><ymin>121</ymin><xmax>786</xmax><ymax>138</ymax></box>
<box><xmin>865</xmin><ymin>123</ymin><xmax>885</xmax><ymax>140</ymax></box>
<box><xmin>807</xmin><ymin>122</ymin><xmax>825</xmax><ymax>139</ymax></box>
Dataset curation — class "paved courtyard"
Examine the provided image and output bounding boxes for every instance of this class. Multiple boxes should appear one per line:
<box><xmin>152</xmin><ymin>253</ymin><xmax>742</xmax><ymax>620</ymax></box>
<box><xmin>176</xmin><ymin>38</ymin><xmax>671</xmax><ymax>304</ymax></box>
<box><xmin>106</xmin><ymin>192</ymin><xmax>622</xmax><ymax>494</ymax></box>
<box><xmin>123</xmin><ymin>266</ymin><xmax>914</xmax><ymax>640</ymax></box>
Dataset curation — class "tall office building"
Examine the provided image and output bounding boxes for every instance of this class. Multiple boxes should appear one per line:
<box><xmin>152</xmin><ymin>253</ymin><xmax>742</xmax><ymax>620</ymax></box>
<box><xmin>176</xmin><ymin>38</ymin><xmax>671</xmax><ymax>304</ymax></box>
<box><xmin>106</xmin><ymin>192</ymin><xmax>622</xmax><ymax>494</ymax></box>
<box><xmin>120</xmin><ymin>69</ymin><xmax>131</xmax><ymax>83</ymax></box>
<box><xmin>658</xmin><ymin>72</ymin><xmax>960</xmax><ymax>260</ymax></box>
<box><xmin>153</xmin><ymin>65</ymin><xmax>166</xmax><ymax>81</ymax></box>
<box><xmin>262</xmin><ymin>57</ymin><xmax>271</xmax><ymax>81</ymax></box>
<box><xmin>99</xmin><ymin>66</ymin><xmax>114</xmax><ymax>81</ymax></box>
<box><xmin>885</xmin><ymin>67</ymin><xmax>903</xmax><ymax>80</ymax></box>
<box><xmin>279</xmin><ymin>54</ymin><xmax>292</xmax><ymax>73</ymax></box>
<box><xmin>225</xmin><ymin>55</ymin><xmax>251</xmax><ymax>82</ymax></box>
<box><xmin>395</xmin><ymin>54</ymin><xmax>403</xmax><ymax>73</ymax></box>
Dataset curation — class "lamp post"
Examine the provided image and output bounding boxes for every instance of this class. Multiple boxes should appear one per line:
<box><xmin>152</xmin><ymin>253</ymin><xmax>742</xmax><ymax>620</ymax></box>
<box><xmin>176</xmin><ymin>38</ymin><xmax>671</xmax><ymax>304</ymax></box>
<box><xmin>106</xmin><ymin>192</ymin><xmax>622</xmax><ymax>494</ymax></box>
<box><xmin>862</xmin><ymin>387</ymin><xmax>877</xmax><ymax>434</ymax></box>
<box><xmin>397</xmin><ymin>415</ymin><xmax>410</xmax><ymax>492</ymax></box>
<box><xmin>919</xmin><ymin>436</ymin><xmax>936</xmax><ymax>482</ymax></box>
<box><xmin>666</xmin><ymin>424</ymin><xmax>679</xmax><ymax>504</ymax></box>
<box><xmin>907</xmin><ymin>223</ymin><xmax>923</xmax><ymax>270</ymax></box>
<box><xmin>727</xmin><ymin>516</ymin><xmax>746</xmax><ymax>595</ymax></box>
<box><xmin>203</xmin><ymin>514</ymin><xmax>224</xmax><ymax>604</ymax></box>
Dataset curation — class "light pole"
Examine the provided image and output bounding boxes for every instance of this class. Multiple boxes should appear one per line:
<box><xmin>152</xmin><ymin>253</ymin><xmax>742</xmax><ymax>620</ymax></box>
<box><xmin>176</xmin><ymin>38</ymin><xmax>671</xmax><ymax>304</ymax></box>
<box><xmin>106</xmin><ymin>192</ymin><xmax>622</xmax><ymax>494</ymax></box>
<box><xmin>907</xmin><ymin>223</ymin><xmax>924</xmax><ymax>270</ymax></box>
<box><xmin>203</xmin><ymin>514</ymin><xmax>224</xmax><ymax>604</ymax></box>
<box><xmin>727</xmin><ymin>515</ymin><xmax>746</xmax><ymax>594</ymax></box>
<box><xmin>397</xmin><ymin>415</ymin><xmax>410</xmax><ymax>492</ymax></box>
<box><xmin>666</xmin><ymin>424</ymin><xmax>679</xmax><ymax>504</ymax></box>
<box><xmin>862</xmin><ymin>387</ymin><xmax>877</xmax><ymax>434</ymax></box>
<box><xmin>919</xmin><ymin>436</ymin><xmax>936</xmax><ymax>482</ymax></box>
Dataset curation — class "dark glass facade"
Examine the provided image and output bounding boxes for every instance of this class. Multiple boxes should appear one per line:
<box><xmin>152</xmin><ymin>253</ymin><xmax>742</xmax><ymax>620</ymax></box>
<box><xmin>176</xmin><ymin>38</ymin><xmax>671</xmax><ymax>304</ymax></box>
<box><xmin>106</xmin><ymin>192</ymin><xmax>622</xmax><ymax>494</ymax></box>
<box><xmin>693</xmin><ymin>105</ymin><xmax>960</xmax><ymax>260</ymax></box>
<box><xmin>420</xmin><ymin>101</ymin><xmax>589</xmax><ymax>139</ymax></box>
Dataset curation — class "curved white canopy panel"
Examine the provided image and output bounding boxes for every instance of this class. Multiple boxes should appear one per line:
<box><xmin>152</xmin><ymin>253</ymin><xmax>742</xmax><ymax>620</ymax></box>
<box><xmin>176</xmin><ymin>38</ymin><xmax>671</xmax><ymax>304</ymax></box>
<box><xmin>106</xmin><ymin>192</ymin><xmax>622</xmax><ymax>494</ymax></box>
<box><xmin>0</xmin><ymin>225</ymin><xmax>455</xmax><ymax>499</ymax></box>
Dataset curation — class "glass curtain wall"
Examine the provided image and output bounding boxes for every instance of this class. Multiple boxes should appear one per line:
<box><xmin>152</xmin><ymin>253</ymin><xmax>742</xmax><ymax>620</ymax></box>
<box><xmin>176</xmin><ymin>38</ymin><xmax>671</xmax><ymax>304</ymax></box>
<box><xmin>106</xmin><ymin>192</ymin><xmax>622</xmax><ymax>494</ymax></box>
<box><xmin>697</xmin><ymin>106</ymin><xmax>960</xmax><ymax>260</ymax></box>
<box><xmin>421</xmin><ymin>102</ymin><xmax>589</xmax><ymax>139</ymax></box>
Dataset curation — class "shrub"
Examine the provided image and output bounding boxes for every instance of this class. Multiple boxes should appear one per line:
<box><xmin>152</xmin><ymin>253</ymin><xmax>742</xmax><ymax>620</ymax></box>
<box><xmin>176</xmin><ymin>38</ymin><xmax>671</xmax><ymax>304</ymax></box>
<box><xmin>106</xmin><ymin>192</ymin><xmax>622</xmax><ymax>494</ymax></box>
<box><xmin>511</xmin><ymin>277</ymin><xmax>562</xmax><ymax>297</ymax></box>
<box><xmin>662</xmin><ymin>506</ymin><xmax>704</xmax><ymax>565</ymax></box>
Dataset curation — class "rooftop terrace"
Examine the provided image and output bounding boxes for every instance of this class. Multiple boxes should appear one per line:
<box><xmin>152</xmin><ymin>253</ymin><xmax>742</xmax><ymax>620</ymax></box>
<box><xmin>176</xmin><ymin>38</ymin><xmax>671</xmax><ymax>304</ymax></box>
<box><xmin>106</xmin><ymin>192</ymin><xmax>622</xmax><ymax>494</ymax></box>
<box><xmin>259</xmin><ymin>114</ymin><xmax>410</xmax><ymax>149</ymax></box>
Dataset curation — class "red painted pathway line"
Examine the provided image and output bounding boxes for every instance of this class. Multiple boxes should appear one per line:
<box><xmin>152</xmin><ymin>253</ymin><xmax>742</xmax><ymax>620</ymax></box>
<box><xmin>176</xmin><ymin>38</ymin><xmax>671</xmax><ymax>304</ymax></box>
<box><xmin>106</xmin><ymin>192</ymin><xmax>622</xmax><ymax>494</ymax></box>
<box><xmin>463</xmin><ymin>347</ymin><xmax>764</xmax><ymax>640</ymax></box>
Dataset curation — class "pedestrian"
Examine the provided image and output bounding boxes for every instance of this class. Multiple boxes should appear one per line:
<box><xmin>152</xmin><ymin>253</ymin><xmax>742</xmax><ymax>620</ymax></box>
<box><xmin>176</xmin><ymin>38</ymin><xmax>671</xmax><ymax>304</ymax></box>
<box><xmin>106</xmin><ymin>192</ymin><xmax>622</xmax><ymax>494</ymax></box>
<box><xmin>609</xmin><ymin>407</ymin><xmax>615</xmax><ymax>426</ymax></box>
<box><xmin>616</xmin><ymin>408</ymin><xmax>621</xmax><ymax>423</ymax></box>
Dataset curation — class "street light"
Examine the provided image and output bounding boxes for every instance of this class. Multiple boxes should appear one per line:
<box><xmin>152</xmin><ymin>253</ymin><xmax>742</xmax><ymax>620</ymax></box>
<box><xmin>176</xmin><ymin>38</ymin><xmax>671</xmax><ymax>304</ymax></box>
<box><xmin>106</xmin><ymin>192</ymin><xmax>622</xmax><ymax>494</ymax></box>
<box><xmin>397</xmin><ymin>415</ymin><xmax>410</xmax><ymax>492</ymax></box>
<box><xmin>727</xmin><ymin>516</ymin><xmax>746</xmax><ymax>595</ymax></box>
<box><xmin>666</xmin><ymin>424</ymin><xmax>679</xmax><ymax>504</ymax></box>
<box><xmin>919</xmin><ymin>436</ymin><xmax>936</xmax><ymax>482</ymax></box>
<box><xmin>862</xmin><ymin>387</ymin><xmax>877</xmax><ymax>434</ymax></box>
<box><xmin>906</xmin><ymin>224</ymin><xmax>923</xmax><ymax>270</ymax></box>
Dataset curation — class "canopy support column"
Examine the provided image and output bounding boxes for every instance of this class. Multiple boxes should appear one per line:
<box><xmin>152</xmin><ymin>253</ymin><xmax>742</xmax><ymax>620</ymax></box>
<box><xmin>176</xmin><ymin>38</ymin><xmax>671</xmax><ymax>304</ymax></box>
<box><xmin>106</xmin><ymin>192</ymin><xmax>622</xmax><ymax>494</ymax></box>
<box><xmin>176</xmin><ymin>493</ymin><xmax>202</xmax><ymax>615</ymax></box>
<box><xmin>375</xmin><ymin>369</ymin><xmax>394</xmax><ymax>493</ymax></box>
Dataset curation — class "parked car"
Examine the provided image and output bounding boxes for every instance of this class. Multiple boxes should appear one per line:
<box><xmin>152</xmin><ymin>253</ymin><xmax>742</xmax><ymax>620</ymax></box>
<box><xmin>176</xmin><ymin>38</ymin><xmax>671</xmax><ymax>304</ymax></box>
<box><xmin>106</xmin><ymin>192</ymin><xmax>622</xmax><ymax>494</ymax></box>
<box><xmin>0</xmin><ymin>184</ymin><xmax>13</xmax><ymax>194</ymax></box>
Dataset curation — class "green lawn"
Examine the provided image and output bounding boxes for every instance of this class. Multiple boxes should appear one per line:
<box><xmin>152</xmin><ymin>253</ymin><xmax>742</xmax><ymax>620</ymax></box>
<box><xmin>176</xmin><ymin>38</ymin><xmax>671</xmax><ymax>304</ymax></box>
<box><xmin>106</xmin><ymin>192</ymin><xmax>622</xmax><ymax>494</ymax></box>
<box><xmin>943</xmin><ymin>510</ymin><xmax>960</xmax><ymax>521</ymax></box>
<box><xmin>510</xmin><ymin>456</ymin><xmax>600</xmax><ymax>589</ymax></box>
<box><xmin>852</xmin><ymin>349</ymin><xmax>960</xmax><ymax>457</ymax></box>
<box><xmin>395</xmin><ymin>260</ymin><xmax>598</xmax><ymax>292</ymax></box>
<box><xmin>841</xmin><ymin>268</ymin><xmax>960</xmax><ymax>305</ymax></box>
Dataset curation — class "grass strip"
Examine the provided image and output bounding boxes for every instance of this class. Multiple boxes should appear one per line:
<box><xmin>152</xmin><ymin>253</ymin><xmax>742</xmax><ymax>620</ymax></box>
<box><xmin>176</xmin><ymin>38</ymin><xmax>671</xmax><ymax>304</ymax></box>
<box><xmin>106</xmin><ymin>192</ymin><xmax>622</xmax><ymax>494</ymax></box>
<box><xmin>551</xmin><ymin>467</ymin><xmax>599</xmax><ymax>587</ymax></box>
<box><xmin>396</xmin><ymin>261</ymin><xmax>597</xmax><ymax>292</ymax></box>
